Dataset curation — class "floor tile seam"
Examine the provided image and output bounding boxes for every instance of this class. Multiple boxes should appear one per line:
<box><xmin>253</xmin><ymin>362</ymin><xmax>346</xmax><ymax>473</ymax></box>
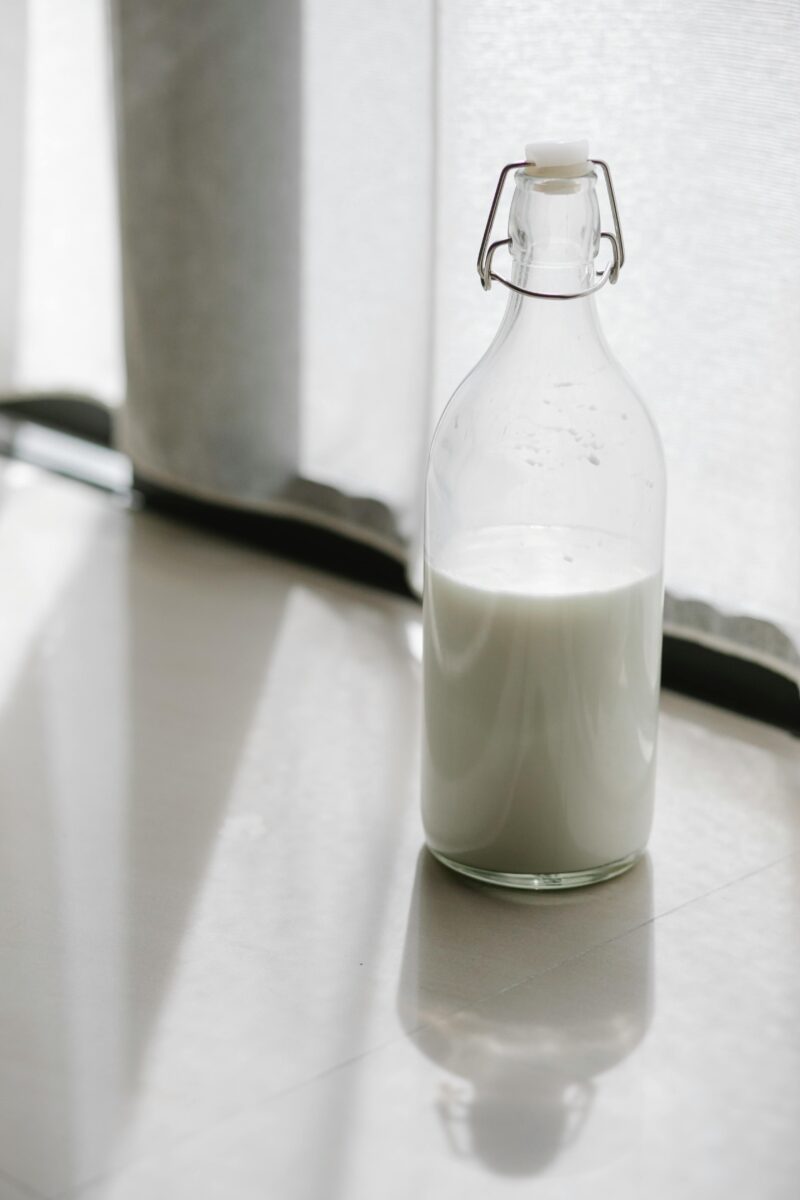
<box><xmin>510</xmin><ymin>847</ymin><xmax>800</xmax><ymax>992</ymax></box>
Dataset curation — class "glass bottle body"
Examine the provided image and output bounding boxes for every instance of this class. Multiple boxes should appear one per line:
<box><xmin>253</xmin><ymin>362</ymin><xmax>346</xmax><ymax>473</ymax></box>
<box><xmin>422</xmin><ymin>166</ymin><xmax>666</xmax><ymax>889</ymax></box>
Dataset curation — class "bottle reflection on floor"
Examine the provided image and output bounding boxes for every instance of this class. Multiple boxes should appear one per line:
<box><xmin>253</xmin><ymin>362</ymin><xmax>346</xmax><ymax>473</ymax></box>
<box><xmin>397</xmin><ymin>849</ymin><xmax>654</xmax><ymax>1178</ymax></box>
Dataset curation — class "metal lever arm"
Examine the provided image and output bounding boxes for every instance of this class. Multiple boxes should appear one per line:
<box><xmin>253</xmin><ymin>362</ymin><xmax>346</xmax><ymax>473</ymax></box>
<box><xmin>476</xmin><ymin>157</ymin><xmax>625</xmax><ymax>300</ymax></box>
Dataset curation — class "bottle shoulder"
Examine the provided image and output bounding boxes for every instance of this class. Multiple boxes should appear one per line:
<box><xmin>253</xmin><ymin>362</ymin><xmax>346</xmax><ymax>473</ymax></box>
<box><xmin>430</xmin><ymin>351</ymin><xmax>664</xmax><ymax>481</ymax></box>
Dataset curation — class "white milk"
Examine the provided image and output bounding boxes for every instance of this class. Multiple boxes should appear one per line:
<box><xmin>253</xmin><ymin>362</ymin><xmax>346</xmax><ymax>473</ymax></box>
<box><xmin>422</xmin><ymin>526</ymin><xmax>663</xmax><ymax>877</ymax></box>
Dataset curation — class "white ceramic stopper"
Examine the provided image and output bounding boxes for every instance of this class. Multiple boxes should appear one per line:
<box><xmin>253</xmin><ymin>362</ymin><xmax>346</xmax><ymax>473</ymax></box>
<box><xmin>524</xmin><ymin>137</ymin><xmax>590</xmax><ymax>176</ymax></box>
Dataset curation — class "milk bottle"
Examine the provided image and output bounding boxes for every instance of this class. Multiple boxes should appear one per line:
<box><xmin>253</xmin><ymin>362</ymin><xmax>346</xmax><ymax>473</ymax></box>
<box><xmin>422</xmin><ymin>140</ymin><xmax>666</xmax><ymax>888</ymax></box>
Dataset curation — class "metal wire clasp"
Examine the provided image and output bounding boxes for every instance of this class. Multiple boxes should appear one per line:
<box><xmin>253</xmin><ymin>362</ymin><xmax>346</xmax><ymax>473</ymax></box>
<box><xmin>476</xmin><ymin>158</ymin><xmax>625</xmax><ymax>301</ymax></box>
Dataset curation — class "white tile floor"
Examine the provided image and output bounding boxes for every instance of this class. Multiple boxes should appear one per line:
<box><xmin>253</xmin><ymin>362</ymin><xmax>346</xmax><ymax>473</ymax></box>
<box><xmin>0</xmin><ymin>459</ymin><xmax>798</xmax><ymax>1199</ymax></box>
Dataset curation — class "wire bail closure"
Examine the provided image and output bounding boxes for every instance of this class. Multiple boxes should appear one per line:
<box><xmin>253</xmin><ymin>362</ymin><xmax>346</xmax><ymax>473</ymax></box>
<box><xmin>476</xmin><ymin>158</ymin><xmax>625</xmax><ymax>301</ymax></box>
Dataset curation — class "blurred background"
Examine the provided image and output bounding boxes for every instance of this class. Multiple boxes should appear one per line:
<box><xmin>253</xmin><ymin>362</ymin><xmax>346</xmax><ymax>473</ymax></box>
<box><xmin>0</xmin><ymin>0</ymin><xmax>798</xmax><ymax>714</ymax></box>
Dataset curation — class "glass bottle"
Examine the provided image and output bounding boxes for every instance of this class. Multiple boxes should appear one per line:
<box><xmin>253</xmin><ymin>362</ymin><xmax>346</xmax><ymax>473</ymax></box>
<box><xmin>422</xmin><ymin>139</ymin><xmax>666</xmax><ymax>889</ymax></box>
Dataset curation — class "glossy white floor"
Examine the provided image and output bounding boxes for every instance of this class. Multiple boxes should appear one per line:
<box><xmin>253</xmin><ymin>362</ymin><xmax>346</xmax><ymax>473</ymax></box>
<box><xmin>1</xmin><ymin>457</ymin><xmax>798</xmax><ymax>1200</ymax></box>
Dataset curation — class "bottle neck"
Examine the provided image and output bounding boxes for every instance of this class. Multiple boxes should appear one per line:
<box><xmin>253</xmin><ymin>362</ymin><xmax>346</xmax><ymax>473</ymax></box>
<box><xmin>492</xmin><ymin>166</ymin><xmax>608</xmax><ymax>364</ymax></box>
<box><xmin>497</xmin><ymin>287</ymin><xmax>604</xmax><ymax>351</ymax></box>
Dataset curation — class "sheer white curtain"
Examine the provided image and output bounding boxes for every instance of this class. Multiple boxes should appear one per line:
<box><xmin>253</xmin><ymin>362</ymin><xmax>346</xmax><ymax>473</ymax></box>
<box><xmin>1</xmin><ymin>0</ymin><xmax>798</xmax><ymax>681</ymax></box>
<box><xmin>431</xmin><ymin>0</ymin><xmax>800</xmax><ymax>680</ymax></box>
<box><xmin>0</xmin><ymin>0</ymin><xmax>122</xmax><ymax>402</ymax></box>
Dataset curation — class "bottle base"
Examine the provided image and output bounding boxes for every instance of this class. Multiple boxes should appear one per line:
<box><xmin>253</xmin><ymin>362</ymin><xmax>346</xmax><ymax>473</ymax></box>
<box><xmin>428</xmin><ymin>847</ymin><xmax>641</xmax><ymax>891</ymax></box>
